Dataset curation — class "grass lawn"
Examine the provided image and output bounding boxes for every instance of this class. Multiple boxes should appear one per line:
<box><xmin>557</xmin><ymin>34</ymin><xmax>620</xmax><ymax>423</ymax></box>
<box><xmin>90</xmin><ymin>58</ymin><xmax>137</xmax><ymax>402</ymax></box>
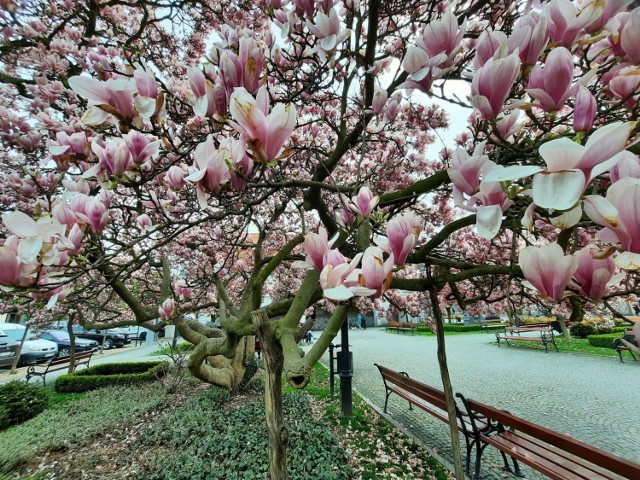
<box><xmin>494</xmin><ymin>336</ymin><xmax>619</xmax><ymax>357</ymax></box>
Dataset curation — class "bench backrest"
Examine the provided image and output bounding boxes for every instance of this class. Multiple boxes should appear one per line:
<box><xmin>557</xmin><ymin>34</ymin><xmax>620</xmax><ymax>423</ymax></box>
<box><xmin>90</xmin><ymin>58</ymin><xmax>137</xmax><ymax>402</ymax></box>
<box><xmin>465</xmin><ymin>397</ymin><xmax>640</xmax><ymax>479</ymax></box>
<box><xmin>375</xmin><ymin>364</ymin><xmax>448</xmax><ymax>411</ymax></box>
<box><xmin>46</xmin><ymin>356</ymin><xmax>74</xmax><ymax>367</ymax></box>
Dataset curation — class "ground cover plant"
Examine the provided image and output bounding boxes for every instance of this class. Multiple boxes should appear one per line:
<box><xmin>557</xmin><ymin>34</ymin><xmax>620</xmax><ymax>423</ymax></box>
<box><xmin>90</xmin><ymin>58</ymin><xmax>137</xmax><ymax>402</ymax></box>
<box><xmin>0</xmin><ymin>381</ymin><xmax>50</xmax><ymax>431</ymax></box>
<box><xmin>285</xmin><ymin>364</ymin><xmax>451</xmax><ymax>480</ymax></box>
<box><xmin>0</xmin><ymin>384</ymin><xmax>169</xmax><ymax>475</ymax></box>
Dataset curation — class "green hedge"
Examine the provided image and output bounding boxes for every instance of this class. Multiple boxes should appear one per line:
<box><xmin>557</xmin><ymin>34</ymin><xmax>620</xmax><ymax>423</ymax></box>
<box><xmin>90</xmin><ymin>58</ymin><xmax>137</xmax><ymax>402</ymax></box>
<box><xmin>0</xmin><ymin>381</ymin><xmax>50</xmax><ymax>431</ymax></box>
<box><xmin>586</xmin><ymin>333</ymin><xmax>621</xmax><ymax>349</ymax></box>
<box><xmin>443</xmin><ymin>324</ymin><xmax>481</xmax><ymax>332</ymax></box>
<box><xmin>54</xmin><ymin>361</ymin><xmax>167</xmax><ymax>393</ymax></box>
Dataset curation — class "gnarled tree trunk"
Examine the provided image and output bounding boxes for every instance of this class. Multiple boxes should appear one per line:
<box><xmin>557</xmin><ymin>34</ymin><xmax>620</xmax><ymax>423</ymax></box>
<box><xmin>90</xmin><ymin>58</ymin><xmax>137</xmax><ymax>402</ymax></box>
<box><xmin>252</xmin><ymin>310</ymin><xmax>288</xmax><ymax>480</ymax></box>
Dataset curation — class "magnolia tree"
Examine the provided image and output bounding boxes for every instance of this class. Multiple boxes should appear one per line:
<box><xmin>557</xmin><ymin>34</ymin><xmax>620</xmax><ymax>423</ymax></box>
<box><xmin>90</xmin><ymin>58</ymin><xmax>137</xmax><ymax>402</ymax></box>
<box><xmin>3</xmin><ymin>0</ymin><xmax>640</xmax><ymax>478</ymax></box>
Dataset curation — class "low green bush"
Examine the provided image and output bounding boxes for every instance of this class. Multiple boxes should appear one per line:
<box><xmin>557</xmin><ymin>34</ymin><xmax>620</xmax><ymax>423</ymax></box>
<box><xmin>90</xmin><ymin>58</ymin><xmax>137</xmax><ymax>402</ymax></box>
<box><xmin>0</xmin><ymin>381</ymin><xmax>50</xmax><ymax>431</ymax></box>
<box><xmin>0</xmin><ymin>384</ymin><xmax>168</xmax><ymax>474</ymax></box>
<box><xmin>443</xmin><ymin>324</ymin><xmax>481</xmax><ymax>332</ymax></box>
<box><xmin>54</xmin><ymin>361</ymin><xmax>166</xmax><ymax>393</ymax></box>
<box><xmin>137</xmin><ymin>389</ymin><xmax>352</xmax><ymax>479</ymax></box>
<box><xmin>570</xmin><ymin>322</ymin><xmax>596</xmax><ymax>338</ymax></box>
<box><xmin>586</xmin><ymin>333</ymin><xmax>621</xmax><ymax>348</ymax></box>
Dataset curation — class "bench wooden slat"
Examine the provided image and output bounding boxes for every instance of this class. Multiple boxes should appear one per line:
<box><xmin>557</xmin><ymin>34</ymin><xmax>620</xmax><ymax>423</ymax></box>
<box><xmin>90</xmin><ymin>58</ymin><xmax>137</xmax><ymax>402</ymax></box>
<box><xmin>465</xmin><ymin>398</ymin><xmax>640</xmax><ymax>480</ymax></box>
<box><xmin>482</xmin><ymin>431</ymin><xmax>624</xmax><ymax>480</ymax></box>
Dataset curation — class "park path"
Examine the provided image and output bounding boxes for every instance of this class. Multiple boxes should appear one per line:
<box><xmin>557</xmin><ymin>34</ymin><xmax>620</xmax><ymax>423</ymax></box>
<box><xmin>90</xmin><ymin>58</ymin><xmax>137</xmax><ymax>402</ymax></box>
<box><xmin>319</xmin><ymin>328</ymin><xmax>640</xmax><ymax>479</ymax></box>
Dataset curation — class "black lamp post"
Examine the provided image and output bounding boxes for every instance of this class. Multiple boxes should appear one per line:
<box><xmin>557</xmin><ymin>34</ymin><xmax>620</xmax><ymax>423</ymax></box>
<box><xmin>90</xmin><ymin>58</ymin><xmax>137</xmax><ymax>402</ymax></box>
<box><xmin>337</xmin><ymin>317</ymin><xmax>353</xmax><ymax>417</ymax></box>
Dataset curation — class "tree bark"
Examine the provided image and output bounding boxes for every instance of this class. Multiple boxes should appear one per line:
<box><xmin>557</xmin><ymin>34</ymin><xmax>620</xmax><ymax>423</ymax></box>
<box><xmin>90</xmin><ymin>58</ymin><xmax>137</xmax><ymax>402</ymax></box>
<box><xmin>66</xmin><ymin>318</ymin><xmax>76</xmax><ymax>373</ymax></box>
<box><xmin>429</xmin><ymin>285</ymin><xmax>465</xmax><ymax>480</ymax></box>
<box><xmin>252</xmin><ymin>310</ymin><xmax>289</xmax><ymax>480</ymax></box>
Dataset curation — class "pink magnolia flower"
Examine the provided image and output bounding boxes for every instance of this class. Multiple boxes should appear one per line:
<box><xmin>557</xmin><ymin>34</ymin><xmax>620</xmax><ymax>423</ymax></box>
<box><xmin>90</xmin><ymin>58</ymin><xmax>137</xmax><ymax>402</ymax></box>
<box><xmin>306</xmin><ymin>8</ymin><xmax>351</xmax><ymax>53</ymax></box>
<box><xmin>52</xmin><ymin>203</ymin><xmax>77</xmax><ymax>230</ymax></box>
<box><xmin>572</xmin><ymin>245</ymin><xmax>617</xmax><ymax>300</ymax></box>
<box><xmin>76</xmin><ymin>197</ymin><xmax>110</xmax><ymax>234</ymax></box>
<box><xmin>573</xmin><ymin>85</ymin><xmax>596</xmax><ymax>133</ymax></box>
<box><xmin>220</xmin><ymin>137</ymin><xmax>254</xmax><ymax>191</ymax></box>
<box><xmin>448</xmin><ymin>143</ymin><xmax>489</xmax><ymax>198</ymax></box>
<box><xmin>2</xmin><ymin>211</ymin><xmax>66</xmax><ymax>264</ymax></box>
<box><xmin>400</xmin><ymin>48</ymin><xmax>447</xmax><ymax>93</ymax></box>
<box><xmin>584</xmin><ymin>177</ymin><xmax>640</xmax><ymax>269</ymax></box>
<box><xmin>68</xmin><ymin>76</ymin><xmax>135</xmax><ymax>121</ymax></box>
<box><xmin>519</xmin><ymin>243</ymin><xmax>577</xmax><ymax>302</ymax></box>
<box><xmin>348</xmin><ymin>186</ymin><xmax>379</xmax><ymax>218</ymax></box>
<box><xmin>166</xmin><ymin>166</ymin><xmax>186</xmax><ymax>190</ymax></box>
<box><xmin>159</xmin><ymin>298</ymin><xmax>175</xmax><ymax>321</ymax></box>
<box><xmin>238</xmin><ymin>36</ymin><xmax>265</xmax><ymax>94</ymax></box>
<box><xmin>294</xmin><ymin>227</ymin><xmax>337</xmax><ymax>271</ymax></box>
<box><xmin>608</xmin><ymin>67</ymin><xmax>640</xmax><ymax>108</ymax></box>
<box><xmin>507</xmin><ymin>14</ymin><xmax>548</xmax><ymax>66</ymax></box>
<box><xmin>86</xmin><ymin>138</ymin><xmax>134</xmax><ymax>178</ymax></box>
<box><xmin>137</xmin><ymin>214</ymin><xmax>153</xmax><ymax>232</ymax></box>
<box><xmin>610</xmin><ymin>151</ymin><xmax>640</xmax><ymax>183</ymax></box>
<box><xmin>371</xmin><ymin>87</ymin><xmax>387</xmax><ymax>114</ymax></box>
<box><xmin>186</xmin><ymin>135</ymin><xmax>231</xmax><ymax>209</ymax></box>
<box><xmin>123</xmin><ymin>130</ymin><xmax>160</xmax><ymax>165</ymax></box>
<box><xmin>526</xmin><ymin>47</ymin><xmax>574</xmax><ymax>112</ymax></box>
<box><xmin>416</xmin><ymin>10</ymin><xmax>465</xmax><ymax>64</ymax></box>
<box><xmin>0</xmin><ymin>244</ymin><xmax>20</xmax><ymax>286</ymax></box>
<box><xmin>229</xmin><ymin>87</ymin><xmax>296</xmax><ymax>163</ymax></box>
<box><xmin>292</xmin><ymin>0</ymin><xmax>315</xmax><ymax>17</ymax></box>
<box><xmin>621</xmin><ymin>8</ymin><xmax>640</xmax><ymax>64</ymax></box>
<box><xmin>358</xmin><ymin>246</ymin><xmax>394</xmax><ymax>298</ymax></box>
<box><xmin>319</xmin><ymin>253</ymin><xmax>374</xmax><ymax>301</ymax></box>
<box><xmin>377</xmin><ymin>213</ymin><xmax>421</xmax><ymax>266</ymax></box>
<box><xmin>187</xmin><ymin>66</ymin><xmax>224</xmax><ymax>117</ymax></box>
<box><xmin>532</xmin><ymin>121</ymin><xmax>635</xmax><ymax>210</ymax></box>
<box><xmin>175</xmin><ymin>280</ymin><xmax>193</xmax><ymax>300</ymax></box>
<box><xmin>544</xmin><ymin>0</ymin><xmax>599</xmax><ymax>47</ymax></box>
<box><xmin>471</xmin><ymin>50</ymin><xmax>521</xmax><ymax>120</ymax></box>
<box><xmin>473</xmin><ymin>30</ymin><xmax>508</xmax><ymax>69</ymax></box>
<box><xmin>584</xmin><ymin>0</ymin><xmax>632</xmax><ymax>32</ymax></box>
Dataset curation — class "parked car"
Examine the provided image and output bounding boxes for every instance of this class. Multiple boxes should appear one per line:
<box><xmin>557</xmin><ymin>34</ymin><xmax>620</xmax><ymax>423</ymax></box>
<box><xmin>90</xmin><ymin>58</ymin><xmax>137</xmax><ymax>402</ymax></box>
<box><xmin>0</xmin><ymin>323</ymin><xmax>58</xmax><ymax>366</ymax></box>
<box><xmin>64</xmin><ymin>325</ymin><xmax>131</xmax><ymax>349</ymax></box>
<box><xmin>39</xmin><ymin>330</ymin><xmax>100</xmax><ymax>357</ymax></box>
<box><xmin>0</xmin><ymin>328</ymin><xmax>20</xmax><ymax>368</ymax></box>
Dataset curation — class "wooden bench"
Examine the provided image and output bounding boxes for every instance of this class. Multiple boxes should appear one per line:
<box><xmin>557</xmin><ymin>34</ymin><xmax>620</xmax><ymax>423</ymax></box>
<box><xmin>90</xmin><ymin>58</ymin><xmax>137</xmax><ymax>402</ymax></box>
<box><xmin>613</xmin><ymin>329</ymin><xmax>638</xmax><ymax>363</ymax></box>
<box><xmin>26</xmin><ymin>351</ymin><xmax>93</xmax><ymax>384</ymax></box>
<box><xmin>374</xmin><ymin>364</ymin><xmax>481</xmax><ymax>475</ymax></box>
<box><xmin>480</xmin><ymin>318</ymin><xmax>505</xmax><ymax>333</ymax></box>
<box><xmin>384</xmin><ymin>322</ymin><xmax>418</xmax><ymax>335</ymax></box>
<box><xmin>458</xmin><ymin>394</ymin><xmax>640</xmax><ymax>479</ymax></box>
<box><xmin>496</xmin><ymin>325</ymin><xmax>558</xmax><ymax>352</ymax></box>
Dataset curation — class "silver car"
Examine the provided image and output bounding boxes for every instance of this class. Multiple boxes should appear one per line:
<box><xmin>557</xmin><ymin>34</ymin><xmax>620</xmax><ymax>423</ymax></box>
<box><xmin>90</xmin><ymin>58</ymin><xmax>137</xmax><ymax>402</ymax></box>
<box><xmin>0</xmin><ymin>323</ymin><xmax>58</xmax><ymax>366</ymax></box>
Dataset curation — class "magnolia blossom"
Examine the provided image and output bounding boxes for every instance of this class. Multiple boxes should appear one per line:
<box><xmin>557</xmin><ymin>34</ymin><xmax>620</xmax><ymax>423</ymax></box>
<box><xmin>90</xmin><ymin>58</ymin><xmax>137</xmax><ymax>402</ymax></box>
<box><xmin>415</xmin><ymin>10</ymin><xmax>465</xmax><ymax>65</ymax></box>
<box><xmin>186</xmin><ymin>135</ymin><xmax>231</xmax><ymax>209</ymax></box>
<box><xmin>573</xmin><ymin>85</ymin><xmax>596</xmax><ymax>132</ymax></box>
<box><xmin>519</xmin><ymin>243</ymin><xmax>577</xmax><ymax>302</ymax></box>
<box><xmin>526</xmin><ymin>47</ymin><xmax>574</xmax><ymax>112</ymax></box>
<box><xmin>376</xmin><ymin>213</ymin><xmax>421</xmax><ymax>266</ymax></box>
<box><xmin>448</xmin><ymin>143</ymin><xmax>488</xmax><ymax>199</ymax></box>
<box><xmin>68</xmin><ymin>76</ymin><xmax>135</xmax><ymax>124</ymax></box>
<box><xmin>349</xmin><ymin>186</ymin><xmax>379</xmax><ymax>218</ymax></box>
<box><xmin>358</xmin><ymin>247</ymin><xmax>394</xmax><ymax>298</ymax></box>
<box><xmin>85</xmin><ymin>138</ymin><xmax>134</xmax><ymax>178</ymax></box>
<box><xmin>471</xmin><ymin>49</ymin><xmax>521</xmax><ymax>120</ymax></box>
<box><xmin>584</xmin><ymin>177</ymin><xmax>640</xmax><ymax>269</ymax></box>
<box><xmin>293</xmin><ymin>227</ymin><xmax>337</xmax><ymax>271</ymax></box>
<box><xmin>175</xmin><ymin>280</ymin><xmax>193</xmax><ymax>299</ymax></box>
<box><xmin>319</xmin><ymin>253</ymin><xmax>373</xmax><ymax>301</ymax></box>
<box><xmin>306</xmin><ymin>8</ymin><xmax>351</xmax><ymax>53</ymax></box>
<box><xmin>159</xmin><ymin>298</ymin><xmax>175</xmax><ymax>321</ymax></box>
<box><xmin>229</xmin><ymin>87</ymin><xmax>296</xmax><ymax>163</ymax></box>
<box><xmin>0</xmin><ymin>244</ymin><xmax>21</xmax><ymax>286</ymax></box>
<box><xmin>2</xmin><ymin>211</ymin><xmax>67</xmax><ymax>264</ymax></box>
<box><xmin>572</xmin><ymin>245</ymin><xmax>617</xmax><ymax>300</ymax></box>
<box><xmin>507</xmin><ymin>13</ymin><xmax>548</xmax><ymax>65</ymax></box>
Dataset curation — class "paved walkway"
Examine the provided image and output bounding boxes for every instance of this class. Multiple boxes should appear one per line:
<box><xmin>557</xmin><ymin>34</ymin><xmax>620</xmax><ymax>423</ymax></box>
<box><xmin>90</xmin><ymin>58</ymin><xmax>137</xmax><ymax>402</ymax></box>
<box><xmin>319</xmin><ymin>328</ymin><xmax>640</xmax><ymax>479</ymax></box>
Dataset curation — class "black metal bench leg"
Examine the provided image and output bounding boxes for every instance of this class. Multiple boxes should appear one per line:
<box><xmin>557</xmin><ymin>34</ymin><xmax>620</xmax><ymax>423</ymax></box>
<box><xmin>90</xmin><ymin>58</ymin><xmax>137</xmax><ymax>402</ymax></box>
<box><xmin>383</xmin><ymin>390</ymin><xmax>391</xmax><ymax>413</ymax></box>
<box><xmin>473</xmin><ymin>442</ymin><xmax>488</xmax><ymax>480</ymax></box>
<box><xmin>618</xmin><ymin>349</ymin><xmax>624</xmax><ymax>363</ymax></box>
<box><xmin>510</xmin><ymin>457</ymin><xmax>525</xmax><ymax>477</ymax></box>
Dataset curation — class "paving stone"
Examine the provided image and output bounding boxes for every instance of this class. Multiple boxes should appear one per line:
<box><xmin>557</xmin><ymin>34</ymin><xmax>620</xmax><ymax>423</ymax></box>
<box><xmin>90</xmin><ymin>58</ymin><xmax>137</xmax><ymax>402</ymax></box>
<box><xmin>319</xmin><ymin>328</ymin><xmax>639</xmax><ymax>479</ymax></box>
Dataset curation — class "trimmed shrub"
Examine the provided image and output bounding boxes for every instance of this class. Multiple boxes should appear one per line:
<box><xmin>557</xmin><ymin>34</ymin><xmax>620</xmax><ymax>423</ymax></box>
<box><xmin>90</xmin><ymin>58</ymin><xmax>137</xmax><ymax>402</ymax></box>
<box><xmin>570</xmin><ymin>322</ymin><xmax>596</xmax><ymax>339</ymax></box>
<box><xmin>0</xmin><ymin>381</ymin><xmax>50</xmax><ymax>431</ymax></box>
<box><xmin>586</xmin><ymin>333</ymin><xmax>621</xmax><ymax>349</ymax></box>
<box><xmin>54</xmin><ymin>361</ymin><xmax>166</xmax><ymax>393</ymax></box>
<box><xmin>443</xmin><ymin>324</ymin><xmax>481</xmax><ymax>332</ymax></box>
